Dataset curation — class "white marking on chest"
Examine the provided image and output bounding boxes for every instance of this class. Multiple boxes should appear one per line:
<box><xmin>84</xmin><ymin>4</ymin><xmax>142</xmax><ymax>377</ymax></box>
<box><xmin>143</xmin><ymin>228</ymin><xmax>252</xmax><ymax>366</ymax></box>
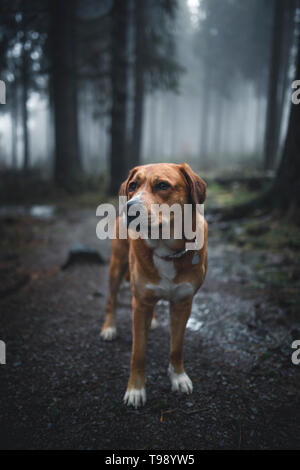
<box><xmin>146</xmin><ymin>255</ymin><xmax>194</xmax><ymax>301</ymax></box>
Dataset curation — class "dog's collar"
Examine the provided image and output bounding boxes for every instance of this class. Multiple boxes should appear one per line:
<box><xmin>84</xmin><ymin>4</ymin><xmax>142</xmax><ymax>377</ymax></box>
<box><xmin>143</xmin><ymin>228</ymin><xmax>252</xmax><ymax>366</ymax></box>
<box><xmin>152</xmin><ymin>238</ymin><xmax>197</xmax><ymax>261</ymax></box>
<box><xmin>153</xmin><ymin>248</ymin><xmax>189</xmax><ymax>261</ymax></box>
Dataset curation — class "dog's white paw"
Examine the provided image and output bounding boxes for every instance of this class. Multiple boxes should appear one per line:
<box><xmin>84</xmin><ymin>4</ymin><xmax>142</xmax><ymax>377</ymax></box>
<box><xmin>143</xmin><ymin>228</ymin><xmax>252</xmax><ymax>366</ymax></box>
<box><xmin>168</xmin><ymin>364</ymin><xmax>193</xmax><ymax>394</ymax></box>
<box><xmin>100</xmin><ymin>326</ymin><xmax>117</xmax><ymax>341</ymax></box>
<box><xmin>150</xmin><ymin>316</ymin><xmax>158</xmax><ymax>330</ymax></box>
<box><xmin>123</xmin><ymin>388</ymin><xmax>146</xmax><ymax>408</ymax></box>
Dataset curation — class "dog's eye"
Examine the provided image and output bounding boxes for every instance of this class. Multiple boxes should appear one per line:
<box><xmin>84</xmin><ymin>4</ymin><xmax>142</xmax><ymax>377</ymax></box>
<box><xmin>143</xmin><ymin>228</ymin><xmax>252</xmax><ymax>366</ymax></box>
<box><xmin>129</xmin><ymin>181</ymin><xmax>138</xmax><ymax>192</ymax></box>
<box><xmin>157</xmin><ymin>181</ymin><xmax>170</xmax><ymax>191</ymax></box>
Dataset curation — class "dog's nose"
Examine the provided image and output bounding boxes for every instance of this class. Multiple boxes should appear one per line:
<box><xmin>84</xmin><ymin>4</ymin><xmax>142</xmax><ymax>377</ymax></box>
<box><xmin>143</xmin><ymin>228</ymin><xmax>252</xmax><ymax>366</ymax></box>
<box><xmin>126</xmin><ymin>200</ymin><xmax>141</xmax><ymax>228</ymax></box>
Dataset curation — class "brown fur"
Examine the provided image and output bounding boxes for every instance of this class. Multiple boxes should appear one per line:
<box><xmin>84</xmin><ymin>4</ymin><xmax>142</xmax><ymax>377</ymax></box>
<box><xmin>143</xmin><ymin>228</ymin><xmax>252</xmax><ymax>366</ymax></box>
<box><xmin>101</xmin><ymin>163</ymin><xmax>208</xmax><ymax>405</ymax></box>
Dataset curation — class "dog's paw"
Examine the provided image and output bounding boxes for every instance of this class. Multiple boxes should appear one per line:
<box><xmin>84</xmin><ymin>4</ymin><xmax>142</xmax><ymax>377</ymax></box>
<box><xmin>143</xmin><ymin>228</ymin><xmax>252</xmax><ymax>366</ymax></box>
<box><xmin>168</xmin><ymin>364</ymin><xmax>193</xmax><ymax>394</ymax></box>
<box><xmin>150</xmin><ymin>316</ymin><xmax>158</xmax><ymax>330</ymax></box>
<box><xmin>100</xmin><ymin>326</ymin><xmax>117</xmax><ymax>341</ymax></box>
<box><xmin>123</xmin><ymin>388</ymin><xmax>146</xmax><ymax>408</ymax></box>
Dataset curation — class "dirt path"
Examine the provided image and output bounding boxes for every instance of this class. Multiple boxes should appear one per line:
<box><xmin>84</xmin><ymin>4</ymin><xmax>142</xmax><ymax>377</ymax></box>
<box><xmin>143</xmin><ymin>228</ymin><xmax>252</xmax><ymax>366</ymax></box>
<box><xmin>0</xmin><ymin>209</ymin><xmax>299</xmax><ymax>449</ymax></box>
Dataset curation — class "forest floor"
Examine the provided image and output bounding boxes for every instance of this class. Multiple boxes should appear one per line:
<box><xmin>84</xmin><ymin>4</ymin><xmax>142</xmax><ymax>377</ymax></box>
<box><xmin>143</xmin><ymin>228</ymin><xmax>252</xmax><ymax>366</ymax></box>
<box><xmin>0</xmin><ymin>181</ymin><xmax>300</xmax><ymax>450</ymax></box>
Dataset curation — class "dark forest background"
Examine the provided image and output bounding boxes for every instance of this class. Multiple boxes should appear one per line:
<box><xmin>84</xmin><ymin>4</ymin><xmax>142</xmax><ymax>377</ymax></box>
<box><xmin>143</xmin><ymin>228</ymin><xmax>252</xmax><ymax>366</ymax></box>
<box><xmin>0</xmin><ymin>0</ymin><xmax>299</xmax><ymax>217</ymax></box>
<box><xmin>1</xmin><ymin>1</ymin><xmax>300</xmax><ymax>450</ymax></box>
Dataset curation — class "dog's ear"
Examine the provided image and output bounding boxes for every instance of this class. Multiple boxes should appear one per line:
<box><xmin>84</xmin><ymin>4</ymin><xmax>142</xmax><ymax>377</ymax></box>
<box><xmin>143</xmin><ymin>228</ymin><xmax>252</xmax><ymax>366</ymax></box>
<box><xmin>119</xmin><ymin>167</ymin><xmax>138</xmax><ymax>197</ymax></box>
<box><xmin>179</xmin><ymin>163</ymin><xmax>206</xmax><ymax>205</ymax></box>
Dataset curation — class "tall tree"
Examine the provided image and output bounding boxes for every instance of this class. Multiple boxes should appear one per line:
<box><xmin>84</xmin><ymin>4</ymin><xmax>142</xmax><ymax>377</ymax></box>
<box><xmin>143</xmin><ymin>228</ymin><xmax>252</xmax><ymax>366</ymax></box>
<box><xmin>21</xmin><ymin>9</ymin><xmax>30</xmax><ymax>173</ymax></box>
<box><xmin>198</xmin><ymin>0</ymin><xmax>272</xmax><ymax>165</ymax></box>
<box><xmin>130</xmin><ymin>0</ymin><xmax>146</xmax><ymax>169</ymax></box>
<box><xmin>264</xmin><ymin>0</ymin><xmax>285</xmax><ymax>171</ymax></box>
<box><xmin>220</xmin><ymin>3</ymin><xmax>300</xmax><ymax>221</ymax></box>
<box><xmin>0</xmin><ymin>0</ymin><xmax>48</xmax><ymax>172</ymax></box>
<box><xmin>199</xmin><ymin>65</ymin><xmax>212</xmax><ymax>164</ymax></box>
<box><xmin>50</xmin><ymin>0</ymin><xmax>81</xmax><ymax>189</ymax></box>
<box><xmin>10</xmin><ymin>79</ymin><xmax>18</xmax><ymax>168</ymax></box>
<box><xmin>274</xmin><ymin>0</ymin><xmax>297</xmax><ymax>157</ymax></box>
<box><xmin>130</xmin><ymin>0</ymin><xmax>182</xmax><ymax>169</ymax></box>
<box><xmin>272</xmin><ymin>31</ymin><xmax>300</xmax><ymax>216</ymax></box>
<box><xmin>108</xmin><ymin>0</ymin><xmax>129</xmax><ymax>195</ymax></box>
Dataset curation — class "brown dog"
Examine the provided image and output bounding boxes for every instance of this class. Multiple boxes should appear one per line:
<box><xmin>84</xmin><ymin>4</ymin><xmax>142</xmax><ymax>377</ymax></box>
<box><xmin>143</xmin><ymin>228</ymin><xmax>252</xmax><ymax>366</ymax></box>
<box><xmin>100</xmin><ymin>163</ymin><xmax>208</xmax><ymax>408</ymax></box>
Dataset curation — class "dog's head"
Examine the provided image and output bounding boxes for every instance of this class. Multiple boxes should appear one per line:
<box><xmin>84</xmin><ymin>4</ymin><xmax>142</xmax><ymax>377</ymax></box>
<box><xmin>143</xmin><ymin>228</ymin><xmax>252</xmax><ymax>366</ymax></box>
<box><xmin>119</xmin><ymin>163</ymin><xmax>206</xmax><ymax>234</ymax></box>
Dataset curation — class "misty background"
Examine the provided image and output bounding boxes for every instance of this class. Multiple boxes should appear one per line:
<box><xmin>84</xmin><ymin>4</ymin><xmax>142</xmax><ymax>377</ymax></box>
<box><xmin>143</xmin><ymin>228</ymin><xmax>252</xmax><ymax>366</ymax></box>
<box><xmin>0</xmin><ymin>0</ymin><xmax>299</xmax><ymax>198</ymax></box>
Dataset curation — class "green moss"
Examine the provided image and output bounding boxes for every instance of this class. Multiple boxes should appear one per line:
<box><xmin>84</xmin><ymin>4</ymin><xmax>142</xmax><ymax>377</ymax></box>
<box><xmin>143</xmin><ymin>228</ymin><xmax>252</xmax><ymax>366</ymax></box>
<box><xmin>228</xmin><ymin>218</ymin><xmax>300</xmax><ymax>258</ymax></box>
<box><xmin>206</xmin><ymin>182</ymin><xmax>258</xmax><ymax>211</ymax></box>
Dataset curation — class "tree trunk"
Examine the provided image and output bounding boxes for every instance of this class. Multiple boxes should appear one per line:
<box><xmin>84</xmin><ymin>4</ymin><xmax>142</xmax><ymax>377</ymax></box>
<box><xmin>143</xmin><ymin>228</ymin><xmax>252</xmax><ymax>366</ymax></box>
<box><xmin>213</xmin><ymin>92</ymin><xmax>223</xmax><ymax>161</ymax></box>
<box><xmin>149</xmin><ymin>96</ymin><xmax>158</xmax><ymax>159</ymax></box>
<box><xmin>255</xmin><ymin>93</ymin><xmax>265</xmax><ymax>159</ymax></box>
<box><xmin>170</xmin><ymin>94</ymin><xmax>177</xmax><ymax>158</ymax></box>
<box><xmin>108</xmin><ymin>0</ymin><xmax>129</xmax><ymax>195</ymax></box>
<box><xmin>50</xmin><ymin>0</ymin><xmax>81</xmax><ymax>189</ymax></box>
<box><xmin>264</xmin><ymin>0</ymin><xmax>285</xmax><ymax>171</ymax></box>
<box><xmin>130</xmin><ymin>0</ymin><xmax>145</xmax><ymax>169</ymax></box>
<box><xmin>21</xmin><ymin>28</ymin><xmax>29</xmax><ymax>174</ymax></box>
<box><xmin>272</xmin><ymin>31</ymin><xmax>300</xmax><ymax>214</ymax></box>
<box><xmin>276</xmin><ymin>0</ymin><xmax>297</xmax><ymax>155</ymax></box>
<box><xmin>199</xmin><ymin>66</ymin><xmax>212</xmax><ymax>168</ymax></box>
<box><xmin>11</xmin><ymin>81</ymin><xmax>18</xmax><ymax>168</ymax></box>
<box><xmin>219</xmin><ymin>25</ymin><xmax>300</xmax><ymax>222</ymax></box>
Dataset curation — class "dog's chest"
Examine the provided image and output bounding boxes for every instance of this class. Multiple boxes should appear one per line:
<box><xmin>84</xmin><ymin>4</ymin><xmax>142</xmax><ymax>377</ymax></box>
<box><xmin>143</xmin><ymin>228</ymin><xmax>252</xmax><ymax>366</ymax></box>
<box><xmin>146</xmin><ymin>256</ymin><xmax>194</xmax><ymax>301</ymax></box>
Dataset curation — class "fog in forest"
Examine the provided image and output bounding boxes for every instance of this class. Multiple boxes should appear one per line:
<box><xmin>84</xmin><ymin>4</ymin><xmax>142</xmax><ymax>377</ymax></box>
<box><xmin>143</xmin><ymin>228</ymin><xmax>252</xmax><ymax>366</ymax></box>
<box><xmin>1</xmin><ymin>0</ymin><xmax>298</xmax><ymax>183</ymax></box>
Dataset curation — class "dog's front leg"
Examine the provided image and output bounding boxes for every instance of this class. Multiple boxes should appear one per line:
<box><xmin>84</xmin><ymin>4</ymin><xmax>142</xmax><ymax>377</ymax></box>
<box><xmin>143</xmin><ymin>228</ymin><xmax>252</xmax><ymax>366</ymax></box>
<box><xmin>124</xmin><ymin>296</ymin><xmax>154</xmax><ymax>408</ymax></box>
<box><xmin>168</xmin><ymin>297</ymin><xmax>193</xmax><ymax>394</ymax></box>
